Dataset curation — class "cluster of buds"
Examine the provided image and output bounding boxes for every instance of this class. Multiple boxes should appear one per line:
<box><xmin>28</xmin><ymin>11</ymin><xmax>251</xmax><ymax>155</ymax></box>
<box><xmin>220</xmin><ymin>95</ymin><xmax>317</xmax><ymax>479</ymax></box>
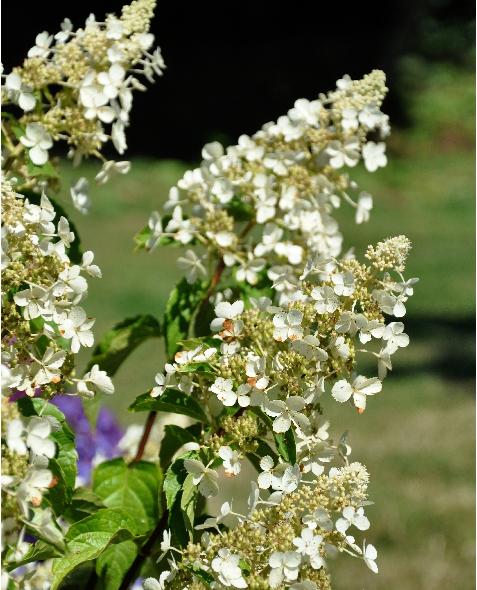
<box><xmin>1</xmin><ymin>0</ymin><xmax>164</xmax><ymax>211</ymax></box>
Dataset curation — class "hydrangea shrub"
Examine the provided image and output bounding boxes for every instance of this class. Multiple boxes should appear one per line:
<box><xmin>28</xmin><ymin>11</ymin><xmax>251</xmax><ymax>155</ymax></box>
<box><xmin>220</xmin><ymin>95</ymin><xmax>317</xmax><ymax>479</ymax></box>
<box><xmin>1</xmin><ymin>2</ymin><xmax>417</xmax><ymax>589</ymax></box>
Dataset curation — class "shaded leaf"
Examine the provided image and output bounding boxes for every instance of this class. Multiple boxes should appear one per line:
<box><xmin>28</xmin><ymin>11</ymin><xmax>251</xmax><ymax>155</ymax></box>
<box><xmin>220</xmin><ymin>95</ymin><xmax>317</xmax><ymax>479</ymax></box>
<box><xmin>159</xmin><ymin>423</ymin><xmax>201</xmax><ymax>470</ymax></box>
<box><xmin>50</xmin><ymin>509</ymin><xmax>137</xmax><ymax>590</ymax></box>
<box><xmin>92</xmin><ymin>458</ymin><xmax>162</xmax><ymax>535</ymax></box>
<box><xmin>129</xmin><ymin>389</ymin><xmax>207</xmax><ymax>422</ymax></box>
<box><xmin>95</xmin><ymin>540</ymin><xmax>138</xmax><ymax>590</ymax></box>
<box><xmin>87</xmin><ymin>315</ymin><xmax>161</xmax><ymax>376</ymax></box>
<box><xmin>63</xmin><ymin>487</ymin><xmax>105</xmax><ymax>523</ymax></box>
<box><xmin>164</xmin><ymin>278</ymin><xmax>207</xmax><ymax>358</ymax></box>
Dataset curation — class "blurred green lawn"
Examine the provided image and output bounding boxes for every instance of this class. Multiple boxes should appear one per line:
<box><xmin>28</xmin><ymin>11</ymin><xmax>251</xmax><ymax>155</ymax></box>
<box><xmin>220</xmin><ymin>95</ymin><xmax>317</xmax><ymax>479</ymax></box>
<box><xmin>57</xmin><ymin>65</ymin><xmax>474</xmax><ymax>589</ymax></box>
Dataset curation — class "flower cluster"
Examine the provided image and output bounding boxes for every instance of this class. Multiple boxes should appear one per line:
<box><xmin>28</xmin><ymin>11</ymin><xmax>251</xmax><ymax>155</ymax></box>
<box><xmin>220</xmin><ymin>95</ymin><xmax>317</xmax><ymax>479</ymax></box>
<box><xmin>1</xmin><ymin>181</ymin><xmax>114</xmax><ymax>400</ymax></box>
<box><xmin>143</xmin><ymin>233</ymin><xmax>414</xmax><ymax>588</ymax></box>
<box><xmin>143</xmin><ymin>71</ymin><xmax>389</xmax><ymax>302</ymax></box>
<box><xmin>1</xmin><ymin>0</ymin><xmax>164</xmax><ymax>210</ymax></box>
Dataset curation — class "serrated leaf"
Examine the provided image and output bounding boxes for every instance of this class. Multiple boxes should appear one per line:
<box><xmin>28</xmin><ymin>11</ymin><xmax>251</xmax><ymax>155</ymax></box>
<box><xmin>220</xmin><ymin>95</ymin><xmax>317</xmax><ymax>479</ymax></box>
<box><xmin>164</xmin><ymin>278</ymin><xmax>207</xmax><ymax>358</ymax></box>
<box><xmin>129</xmin><ymin>388</ymin><xmax>207</xmax><ymax>422</ymax></box>
<box><xmin>18</xmin><ymin>398</ymin><xmax>77</xmax><ymax>513</ymax></box>
<box><xmin>95</xmin><ymin>540</ymin><xmax>138</xmax><ymax>590</ymax></box>
<box><xmin>50</xmin><ymin>509</ymin><xmax>137</xmax><ymax>590</ymax></box>
<box><xmin>87</xmin><ymin>314</ymin><xmax>161</xmax><ymax>376</ymax></box>
<box><xmin>159</xmin><ymin>423</ymin><xmax>201</xmax><ymax>470</ymax></box>
<box><xmin>92</xmin><ymin>458</ymin><xmax>162</xmax><ymax>535</ymax></box>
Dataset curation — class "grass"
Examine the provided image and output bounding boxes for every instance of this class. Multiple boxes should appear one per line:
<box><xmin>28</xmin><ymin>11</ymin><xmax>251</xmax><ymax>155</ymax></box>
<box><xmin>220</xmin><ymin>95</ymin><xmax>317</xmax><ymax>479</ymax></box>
<box><xmin>55</xmin><ymin>64</ymin><xmax>474</xmax><ymax>589</ymax></box>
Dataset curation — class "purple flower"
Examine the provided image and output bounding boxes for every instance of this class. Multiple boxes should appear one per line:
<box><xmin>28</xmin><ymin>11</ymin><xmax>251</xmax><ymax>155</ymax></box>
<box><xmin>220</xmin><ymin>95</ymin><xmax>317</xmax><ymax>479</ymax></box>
<box><xmin>52</xmin><ymin>395</ymin><xmax>123</xmax><ymax>483</ymax></box>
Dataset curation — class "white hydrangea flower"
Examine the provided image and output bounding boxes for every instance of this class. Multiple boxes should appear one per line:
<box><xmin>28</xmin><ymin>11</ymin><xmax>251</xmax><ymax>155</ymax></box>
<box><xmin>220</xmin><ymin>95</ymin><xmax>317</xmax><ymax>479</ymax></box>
<box><xmin>331</xmin><ymin>271</ymin><xmax>355</xmax><ymax>296</ymax></box>
<box><xmin>292</xmin><ymin>335</ymin><xmax>328</xmax><ymax>362</ymax></box>
<box><xmin>4</xmin><ymin>72</ymin><xmax>35</xmax><ymax>112</ymax></box>
<box><xmin>235</xmin><ymin>255</ymin><xmax>266</xmax><ymax>285</ymax></box>
<box><xmin>20</xmin><ymin>123</ymin><xmax>53</xmax><ymax>166</ymax></box>
<box><xmin>27</xmin><ymin>31</ymin><xmax>53</xmax><ymax>58</ymax></box>
<box><xmin>6</xmin><ymin>419</ymin><xmax>27</xmax><ymax>456</ymax></box>
<box><xmin>57</xmin><ymin>307</ymin><xmax>95</xmax><ymax>353</ymax></box>
<box><xmin>177</xmin><ymin>250</ymin><xmax>206</xmax><ymax>284</ymax></box>
<box><xmin>77</xmin><ymin>364</ymin><xmax>114</xmax><ymax>397</ymax></box>
<box><xmin>272</xmin><ymin>309</ymin><xmax>303</xmax><ymax>341</ymax></box>
<box><xmin>362</xmin><ymin>141</ymin><xmax>387</xmax><ymax>172</ymax></box>
<box><xmin>310</xmin><ymin>285</ymin><xmax>339</xmax><ymax>314</ymax></box>
<box><xmin>264</xmin><ymin>397</ymin><xmax>310</xmax><ymax>433</ymax></box>
<box><xmin>30</xmin><ymin>348</ymin><xmax>66</xmax><ymax>386</ymax></box>
<box><xmin>331</xmin><ymin>375</ymin><xmax>382</xmax><ymax>411</ymax></box>
<box><xmin>335</xmin><ymin>506</ymin><xmax>370</xmax><ymax>534</ymax></box>
<box><xmin>218</xmin><ymin>446</ymin><xmax>241</xmax><ymax>476</ymax></box>
<box><xmin>211</xmin><ymin>548</ymin><xmax>247</xmax><ymax>588</ymax></box>
<box><xmin>26</xmin><ymin>417</ymin><xmax>56</xmax><ymax>459</ymax></box>
<box><xmin>184</xmin><ymin>458</ymin><xmax>219</xmax><ymax>498</ymax></box>
<box><xmin>210</xmin><ymin>300</ymin><xmax>244</xmax><ymax>332</ymax></box>
<box><xmin>70</xmin><ymin>178</ymin><xmax>91</xmax><ymax>214</ymax></box>
<box><xmin>355</xmin><ymin>192</ymin><xmax>373</xmax><ymax>224</ymax></box>
<box><xmin>209</xmin><ymin>377</ymin><xmax>236</xmax><ymax>407</ymax></box>
<box><xmin>326</xmin><ymin>138</ymin><xmax>360</xmax><ymax>169</ymax></box>
<box><xmin>362</xmin><ymin>541</ymin><xmax>379</xmax><ymax>573</ymax></box>
<box><xmin>268</xmin><ymin>551</ymin><xmax>301</xmax><ymax>588</ymax></box>
<box><xmin>382</xmin><ymin>322</ymin><xmax>409</xmax><ymax>353</ymax></box>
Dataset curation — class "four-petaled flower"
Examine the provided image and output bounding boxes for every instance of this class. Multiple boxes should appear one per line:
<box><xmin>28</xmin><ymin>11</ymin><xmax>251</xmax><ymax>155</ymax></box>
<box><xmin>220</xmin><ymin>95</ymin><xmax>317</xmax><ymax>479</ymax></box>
<box><xmin>331</xmin><ymin>375</ymin><xmax>382</xmax><ymax>412</ymax></box>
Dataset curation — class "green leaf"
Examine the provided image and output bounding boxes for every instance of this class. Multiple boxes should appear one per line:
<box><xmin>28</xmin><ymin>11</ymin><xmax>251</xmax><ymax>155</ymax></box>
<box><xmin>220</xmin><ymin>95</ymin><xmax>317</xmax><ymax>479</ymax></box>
<box><xmin>159</xmin><ymin>424</ymin><xmax>201</xmax><ymax>470</ymax></box>
<box><xmin>92</xmin><ymin>458</ymin><xmax>162</xmax><ymax>535</ymax></box>
<box><xmin>177</xmin><ymin>361</ymin><xmax>214</xmax><ymax>374</ymax></box>
<box><xmin>95</xmin><ymin>540</ymin><xmax>138</xmax><ymax>590</ymax></box>
<box><xmin>163</xmin><ymin>456</ymin><xmax>190</xmax><ymax>510</ymax></box>
<box><xmin>51</xmin><ymin>509</ymin><xmax>137</xmax><ymax>590</ymax></box>
<box><xmin>56</xmin><ymin>562</ymin><xmax>96</xmax><ymax>590</ymax></box>
<box><xmin>129</xmin><ymin>388</ymin><xmax>207</xmax><ymax>422</ymax></box>
<box><xmin>63</xmin><ymin>487</ymin><xmax>105</xmax><ymax>523</ymax></box>
<box><xmin>27</xmin><ymin>159</ymin><xmax>59</xmax><ymax>179</ymax></box>
<box><xmin>18</xmin><ymin>398</ymin><xmax>77</xmax><ymax>513</ymax></box>
<box><xmin>224</xmin><ymin>196</ymin><xmax>254</xmax><ymax>221</ymax></box>
<box><xmin>6</xmin><ymin>540</ymin><xmax>62</xmax><ymax>571</ymax></box>
<box><xmin>87</xmin><ymin>314</ymin><xmax>161</xmax><ymax>376</ymax></box>
<box><xmin>180</xmin><ymin>473</ymin><xmax>198</xmax><ymax>539</ymax></box>
<box><xmin>248</xmin><ymin>406</ymin><xmax>296</xmax><ymax>464</ymax></box>
<box><xmin>185</xmin><ymin>564</ymin><xmax>215</xmax><ymax>585</ymax></box>
<box><xmin>164</xmin><ymin>278</ymin><xmax>207</xmax><ymax>358</ymax></box>
<box><xmin>274</xmin><ymin>428</ymin><xmax>296</xmax><ymax>464</ymax></box>
<box><xmin>163</xmin><ymin>453</ymin><xmax>198</xmax><ymax>547</ymax></box>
